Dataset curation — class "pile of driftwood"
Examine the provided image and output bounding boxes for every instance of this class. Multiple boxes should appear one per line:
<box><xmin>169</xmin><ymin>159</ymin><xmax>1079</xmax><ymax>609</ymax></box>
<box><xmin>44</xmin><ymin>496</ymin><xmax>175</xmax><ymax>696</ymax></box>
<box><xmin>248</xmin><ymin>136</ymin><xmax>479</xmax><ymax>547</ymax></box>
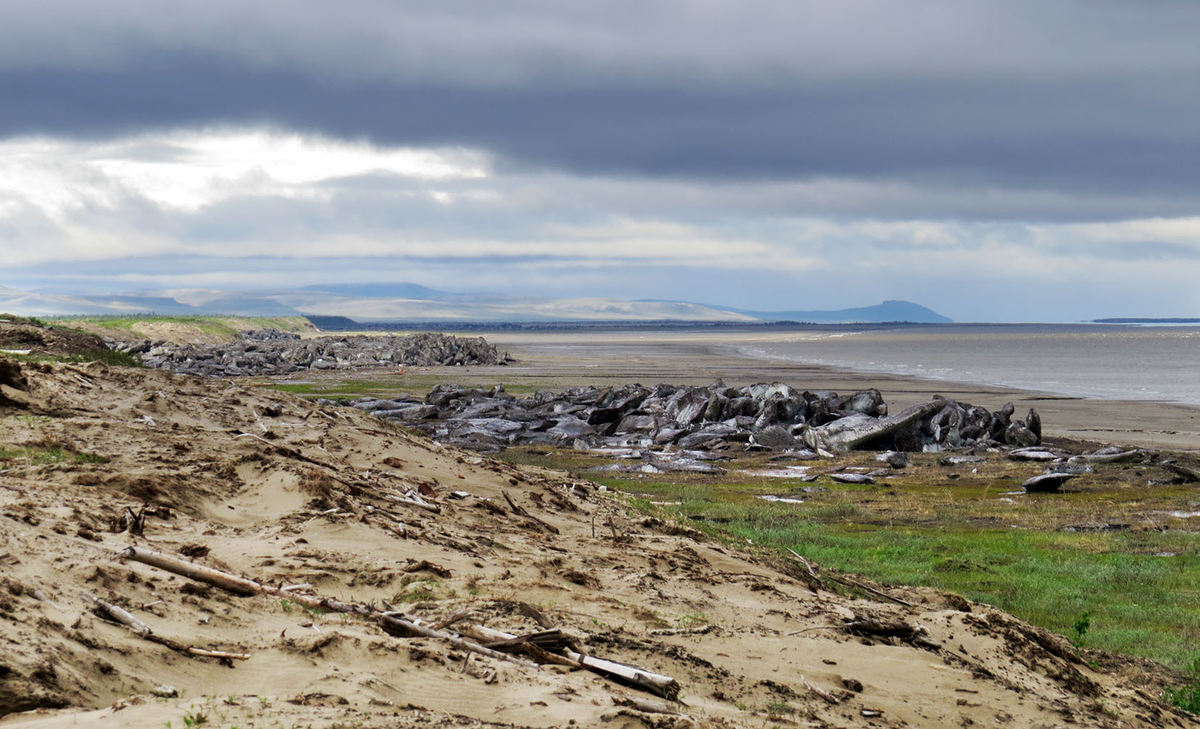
<box><xmin>113</xmin><ymin>331</ymin><xmax>508</xmax><ymax>377</ymax></box>
<box><xmin>352</xmin><ymin>381</ymin><xmax>1042</xmax><ymax>455</ymax></box>
<box><xmin>101</xmin><ymin>546</ymin><xmax>680</xmax><ymax>700</ymax></box>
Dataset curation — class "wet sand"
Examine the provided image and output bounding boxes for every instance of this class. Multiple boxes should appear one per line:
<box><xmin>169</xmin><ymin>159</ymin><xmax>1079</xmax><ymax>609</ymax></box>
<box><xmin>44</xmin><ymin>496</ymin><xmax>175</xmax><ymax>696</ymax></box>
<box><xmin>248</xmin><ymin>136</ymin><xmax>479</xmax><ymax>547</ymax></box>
<box><xmin>451</xmin><ymin>329</ymin><xmax>1200</xmax><ymax>451</ymax></box>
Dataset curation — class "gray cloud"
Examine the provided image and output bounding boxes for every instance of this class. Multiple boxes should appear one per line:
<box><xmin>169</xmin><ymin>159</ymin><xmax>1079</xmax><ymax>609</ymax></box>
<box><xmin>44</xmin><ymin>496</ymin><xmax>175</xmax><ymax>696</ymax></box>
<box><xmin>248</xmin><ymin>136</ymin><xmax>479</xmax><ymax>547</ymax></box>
<box><xmin>1</xmin><ymin>1</ymin><xmax>1200</xmax><ymax>218</ymax></box>
<box><xmin>4</xmin><ymin>1</ymin><xmax>1200</xmax><ymax>321</ymax></box>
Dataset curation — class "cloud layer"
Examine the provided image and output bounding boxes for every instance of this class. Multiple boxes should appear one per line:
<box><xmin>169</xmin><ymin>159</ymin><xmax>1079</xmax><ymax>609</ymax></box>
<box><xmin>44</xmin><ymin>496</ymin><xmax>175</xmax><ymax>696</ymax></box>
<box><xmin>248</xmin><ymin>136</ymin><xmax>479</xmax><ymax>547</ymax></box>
<box><xmin>2</xmin><ymin>2</ymin><xmax>1200</xmax><ymax>320</ymax></box>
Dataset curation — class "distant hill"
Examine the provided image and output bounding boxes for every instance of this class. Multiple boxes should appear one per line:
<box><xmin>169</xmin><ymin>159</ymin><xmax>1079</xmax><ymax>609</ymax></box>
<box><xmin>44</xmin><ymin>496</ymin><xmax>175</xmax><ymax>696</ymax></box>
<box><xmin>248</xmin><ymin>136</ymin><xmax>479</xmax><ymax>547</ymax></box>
<box><xmin>1093</xmin><ymin>318</ymin><xmax>1200</xmax><ymax>324</ymax></box>
<box><xmin>644</xmin><ymin>299</ymin><xmax>953</xmax><ymax>324</ymax></box>
<box><xmin>301</xmin><ymin>282</ymin><xmax>457</xmax><ymax>300</ymax></box>
<box><xmin>1</xmin><ymin>283</ymin><xmax>949</xmax><ymax>324</ymax></box>
<box><xmin>739</xmin><ymin>300</ymin><xmax>951</xmax><ymax>323</ymax></box>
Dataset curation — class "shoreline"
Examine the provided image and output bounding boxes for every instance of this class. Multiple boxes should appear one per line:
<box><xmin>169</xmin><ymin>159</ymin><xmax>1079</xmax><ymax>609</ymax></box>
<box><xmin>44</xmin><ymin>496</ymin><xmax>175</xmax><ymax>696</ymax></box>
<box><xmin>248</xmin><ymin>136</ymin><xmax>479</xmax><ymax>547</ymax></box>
<box><xmin>461</xmin><ymin>329</ymin><xmax>1200</xmax><ymax>451</ymax></box>
<box><xmin>723</xmin><ymin>340</ymin><xmax>1200</xmax><ymax>409</ymax></box>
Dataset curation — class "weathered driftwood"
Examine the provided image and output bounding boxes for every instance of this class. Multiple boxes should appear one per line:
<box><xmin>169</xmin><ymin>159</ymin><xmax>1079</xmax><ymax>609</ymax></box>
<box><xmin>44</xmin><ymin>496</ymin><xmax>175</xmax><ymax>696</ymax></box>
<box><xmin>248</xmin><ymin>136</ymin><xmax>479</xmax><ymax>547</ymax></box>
<box><xmin>403</xmin><ymin>559</ymin><xmax>453</xmax><ymax>578</ymax></box>
<box><xmin>119</xmin><ymin>546</ymin><xmax>262</xmax><ymax>596</ymax></box>
<box><xmin>802</xmin><ymin>675</ymin><xmax>840</xmax><ymax>704</ymax></box>
<box><xmin>428</xmin><ymin>607</ymin><xmax>474</xmax><ymax>631</ymax></box>
<box><xmin>502</xmin><ymin>490</ymin><xmax>560</xmax><ymax>534</ymax></box>
<box><xmin>646</xmin><ymin>624</ymin><xmax>715</xmax><ymax>637</ymax></box>
<box><xmin>785</xmin><ymin>548</ymin><xmax>826</xmax><ymax>590</ymax></box>
<box><xmin>613</xmin><ymin>695</ymin><xmax>686</xmax><ymax>715</ymax></box>
<box><xmin>384</xmin><ymin>490</ymin><xmax>442</xmax><ymax>514</ymax></box>
<box><xmin>378</xmin><ymin>615</ymin><xmax>540</xmax><ymax>669</ymax></box>
<box><xmin>518</xmin><ymin>601</ymin><xmax>556</xmax><ymax>629</ymax></box>
<box><xmin>786</xmin><ymin>548</ymin><xmax>914</xmax><ymax>607</ymax></box>
<box><xmin>1073</xmin><ymin>449</ymin><xmax>1147</xmax><ymax>463</ymax></box>
<box><xmin>1023</xmin><ymin>472</ymin><xmax>1077</xmax><ymax>493</ymax></box>
<box><xmin>1162</xmin><ymin>461</ymin><xmax>1200</xmax><ymax>483</ymax></box>
<box><xmin>845</xmin><ymin>617</ymin><xmax>941</xmax><ymax>649</ymax></box>
<box><xmin>113</xmin><ymin>506</ymin><xmax>147</xmax><ymax>536</ymax></box>
<box><xmin>83</xmin><ymin>592</ymin><xmax>250</xmax><ymax>661</ymax></box>
<box><xmin>805</xmin><ymin>399</ymin><xmax>949</xmax><ymax>453</ymax></box>
<box><xmin>84</xmin><ymin>592</ymin><xmax>150</xmax><ymax>636</ymax></box>
<box><xmin>1007</xmin><ymin>448</ymin><xmax>1062</xmax><ymax>462</ymax></box>
<box><xmin>466</xmin><ymin>624</ymin><xmax>680</xmax><ymax>699</ymax></box>
<box><xmin>117</xmin><ymin>547</ymin><xmax>537</xmax><ymax>669</ymax></box>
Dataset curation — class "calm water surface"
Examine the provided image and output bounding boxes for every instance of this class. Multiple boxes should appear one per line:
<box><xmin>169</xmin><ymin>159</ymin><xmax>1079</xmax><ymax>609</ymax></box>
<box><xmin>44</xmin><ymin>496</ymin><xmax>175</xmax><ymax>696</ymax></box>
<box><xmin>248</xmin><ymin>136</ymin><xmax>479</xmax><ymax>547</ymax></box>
<box><xmin>737</xmin><ymin>325</ymin><xmax>1200</xmax><ymax>406</ymax></box>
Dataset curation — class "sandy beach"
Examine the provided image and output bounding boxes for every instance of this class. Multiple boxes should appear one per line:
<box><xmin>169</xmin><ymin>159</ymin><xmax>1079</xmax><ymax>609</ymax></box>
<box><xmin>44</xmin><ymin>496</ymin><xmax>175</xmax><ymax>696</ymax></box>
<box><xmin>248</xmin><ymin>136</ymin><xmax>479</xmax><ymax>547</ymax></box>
<box><xmin>2</xmin><ymin>355</ymin><xmax>1195</xmax><ymax>729</ymax></box>
<box><xmin>421</xmin><ymin>329</ymin><xmax>1200</xmax><ymax>452</ymax></box>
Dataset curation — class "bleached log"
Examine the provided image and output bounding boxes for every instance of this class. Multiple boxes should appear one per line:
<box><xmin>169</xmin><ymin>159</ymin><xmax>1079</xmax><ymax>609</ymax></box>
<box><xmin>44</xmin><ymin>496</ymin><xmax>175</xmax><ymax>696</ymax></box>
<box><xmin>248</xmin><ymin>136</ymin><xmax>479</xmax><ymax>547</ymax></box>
<box><xmin>83</xmin><ymin>592</ymin><xmax>249</xmax><ymax>661</ymax></box>
<box><xmin>83</xmin><ymin>592</ymin><xmax>151</xmax><ymax>636</ymax></box>
<box><xmin>465</xmin><ymin>624</ymin><xmax>679</xmax><ymax>699</ymax></box>
<box><xmin>383</xmin><ymin>491</ymin><xmax>442</xmax><ymax>514</ymax></box>
<box><xmin>118</xmin><ymin>546</ymin><xmax>262</xmax><ymax>596</ymax></box>
<box><xmin>178</xmin><ymin>646</ymin><xmax>252</xmax><ymax>661</ymax></box>
<box><xmin>805</xmin><ymin>399</ymin><xmax>949</xmax><ymax>453</ymax></box>
<box><xmin>802</xmin><ymin>676</ymin><xmax>840</xmax><ymax>704</ymax></box>
<box><xmin>379</xmin><ymin>615</ymin><xmax>540</xmax><ymax>669</ymax></box>
<box><xmin>1162</xmin><ymin>461</ymin><xmax>1200</xmax><ymax>483</ymax></box>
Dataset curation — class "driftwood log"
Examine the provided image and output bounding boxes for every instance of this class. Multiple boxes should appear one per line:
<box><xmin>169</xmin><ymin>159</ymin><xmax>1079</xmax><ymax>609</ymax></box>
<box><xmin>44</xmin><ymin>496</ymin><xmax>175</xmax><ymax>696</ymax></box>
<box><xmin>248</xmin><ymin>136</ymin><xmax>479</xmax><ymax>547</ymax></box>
<box><xmin>83</xmin><ymin>592</ymin><xmax>250</xmax><ymax>661</ymax></box>
<box><xmin>118</xmin><ymin>547</ymin><xmax>536</xmax><ymax>669</ymax></box>
<box><xmin>120</xmin><ymin>546</ymin><xmax>262</xmax><ymax>596</ymax></box>
<box><xmin>464</xmin><ymin>624</ymin><xmax>680</xmax><ymax>699</ymax></box>
<box><xmin>117</xmin><ymin>546</ymin><xmax>679</xmax><ymax>694</ymax></box>
<box><xmin>806</xmin><ymin>399</ymin><xmax>949</xmax><ymax>453</ymax></box>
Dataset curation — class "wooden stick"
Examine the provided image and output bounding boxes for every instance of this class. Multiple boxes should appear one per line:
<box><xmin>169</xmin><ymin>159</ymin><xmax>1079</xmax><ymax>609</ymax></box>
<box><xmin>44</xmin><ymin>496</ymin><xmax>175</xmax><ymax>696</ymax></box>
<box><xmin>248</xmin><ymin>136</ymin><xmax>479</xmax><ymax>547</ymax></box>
<box><xmin>379</xmin><ymin>615</ymin><xmax>540</xmax><ymax>669</ymax></box>
<box><xmin>383</xmin><ymin>492</ymin><xmax>442</xmax><ymax>514</ymax></box>
<box><xmin>180</xmin><ymin>646</ymin><xmax>253</xmax><ymax>661</ymax></box>
<box><xmin>234</xmin><ymin>433</ymin><xmax>342</xmax><ymax>471</ymax></box>
<box><xmin>502</xmin><ymin>490</ymin><xmax>560</xmax><ymax>534</ymax></box>
<box><xmin>787</xmin><ymin>548</ymin><xmax>914</xmax><ymax>607</ymax></box>
<box><xmin>465</xmin><ymin>624</ymin><xmax>679</xmax><ymax>699</ymax></box>
<box><xmin>83</xmin><ymin>593</ymin><xmax>250</xmax><ymax>661</ymax></box>
<box><xmin>802</xmin><ymin>676</ymin><xmax>840</xmax><ymax>704</ymax></box>
<box><xmin>429</xmin><ymin>608</ymin><xmax>474</xmax><ymax>631</ymax></box>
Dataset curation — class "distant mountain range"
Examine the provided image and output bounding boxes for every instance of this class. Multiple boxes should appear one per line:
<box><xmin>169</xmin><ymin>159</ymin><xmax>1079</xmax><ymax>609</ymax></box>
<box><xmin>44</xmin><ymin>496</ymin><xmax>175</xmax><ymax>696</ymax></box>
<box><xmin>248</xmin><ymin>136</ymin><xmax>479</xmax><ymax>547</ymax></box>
<box><xmin>0</xmin><ymin>282</ymin><xmax>953</xmax><ymax>324</ymax></box>
<box><xmin>638</xmin><ymin>298</ymin><xmax>952</xmax><ymax>324</ymax></box>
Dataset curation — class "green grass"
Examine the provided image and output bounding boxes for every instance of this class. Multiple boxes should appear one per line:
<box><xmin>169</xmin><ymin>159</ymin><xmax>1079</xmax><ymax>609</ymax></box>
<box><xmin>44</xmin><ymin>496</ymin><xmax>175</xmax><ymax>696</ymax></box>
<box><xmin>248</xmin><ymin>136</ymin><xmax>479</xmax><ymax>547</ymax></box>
<box><xmin>271</xmin><ymin>380</ymin><xmax>394</xmax><ymax>398</ymax></box>
<box><xmin>583</xmin><ymin>469</ymin><xmax>1200</xmax><ymax>675</ymax></box>
<box><xmin>270</xmin><ymin>376</ymin><xmax>543</xmax><ymax>402</ymax></box>
<box><xmin>3</xmin><ymin>349</ymin><xmax>144</xmax><ymax>368</ymax></box>
<box><xmin>1164</xmin><ymin>682</ymin><xmax>1200</xmax><ymax>713</ymax></box>
<box><xmin>753</xmin><ymin>523</ymin><xmax>1199</xmax><ymax>669</ymax></box>
<box><xmin>0</xmin><ymin>313</ymin><xmax>48</xmax><ymax>327</ymax></box>
<box><xmin>0</xmin><ymin>445</ymin><xmax>108</xmax><ymax>465</ymax></box>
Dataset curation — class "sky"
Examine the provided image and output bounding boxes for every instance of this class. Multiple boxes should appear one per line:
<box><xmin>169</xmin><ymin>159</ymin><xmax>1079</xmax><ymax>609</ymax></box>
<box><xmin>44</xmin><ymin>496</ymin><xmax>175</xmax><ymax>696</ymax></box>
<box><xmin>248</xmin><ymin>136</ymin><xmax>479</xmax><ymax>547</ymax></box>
<box><xmin>2</xmin><ymin>0</ymin><xmax>1200</xmax><ymax>322</ymax></box>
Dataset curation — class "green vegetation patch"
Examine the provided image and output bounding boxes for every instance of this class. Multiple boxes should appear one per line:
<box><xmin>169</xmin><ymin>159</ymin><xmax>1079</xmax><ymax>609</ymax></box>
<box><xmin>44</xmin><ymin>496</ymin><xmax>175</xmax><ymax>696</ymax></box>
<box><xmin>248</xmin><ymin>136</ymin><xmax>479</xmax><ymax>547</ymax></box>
<box><xmin>2</xmin><ymin>349</ymin><xmax>144</xmax><ymax>368</ymax></box>
<box><xmin>0</xmin><ymin>444</ymin><xmax>108</xmax><ymax>465</ymax></box>
<box><xmin>505</xmin><ymin>445</ymin><xmax>1200</xmax><ymax>678</ymax></box>
<box><xmin>54</xmin><ymin>314</ymin><xmax>312</xmax><ymax>340</ymax></box>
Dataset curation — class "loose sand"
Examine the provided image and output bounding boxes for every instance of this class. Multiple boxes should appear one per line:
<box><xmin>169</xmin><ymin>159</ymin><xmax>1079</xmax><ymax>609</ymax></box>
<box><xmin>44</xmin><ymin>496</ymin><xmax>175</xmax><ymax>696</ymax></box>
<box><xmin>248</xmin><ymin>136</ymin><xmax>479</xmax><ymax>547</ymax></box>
<box><xmin>1</xmin><ymin>356</ymin><xmax>1196</xmax><ymax>728</ymax></box>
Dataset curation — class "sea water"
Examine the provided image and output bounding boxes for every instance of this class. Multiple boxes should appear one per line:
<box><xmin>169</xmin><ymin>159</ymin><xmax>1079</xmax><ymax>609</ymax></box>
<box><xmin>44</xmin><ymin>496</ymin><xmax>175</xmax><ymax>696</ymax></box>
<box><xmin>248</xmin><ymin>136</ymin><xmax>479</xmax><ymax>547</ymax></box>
<box><xmin>736</xmin><ymin>324</ymin><xmax>1200</xmax><ymax>407</ymax></box>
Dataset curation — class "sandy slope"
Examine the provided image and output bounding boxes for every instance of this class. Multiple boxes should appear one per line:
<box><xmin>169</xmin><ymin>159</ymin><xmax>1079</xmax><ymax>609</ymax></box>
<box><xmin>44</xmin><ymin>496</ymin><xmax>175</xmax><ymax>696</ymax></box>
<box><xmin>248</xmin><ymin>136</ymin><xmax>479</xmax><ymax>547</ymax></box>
<box><xmin>0</xmin><ymin>359</ymin><xmax>1195</xmax><ymax>728</ymax></box>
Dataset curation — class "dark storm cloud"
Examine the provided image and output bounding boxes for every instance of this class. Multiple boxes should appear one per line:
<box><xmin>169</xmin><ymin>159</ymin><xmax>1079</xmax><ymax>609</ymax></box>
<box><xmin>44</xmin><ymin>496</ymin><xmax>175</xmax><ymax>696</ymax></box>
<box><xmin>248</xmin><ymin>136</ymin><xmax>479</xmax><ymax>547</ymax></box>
<box><xmin>2</xmin><ymin>1</ymin><xmax>1200</xmax><ymax>218</ymax></box>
